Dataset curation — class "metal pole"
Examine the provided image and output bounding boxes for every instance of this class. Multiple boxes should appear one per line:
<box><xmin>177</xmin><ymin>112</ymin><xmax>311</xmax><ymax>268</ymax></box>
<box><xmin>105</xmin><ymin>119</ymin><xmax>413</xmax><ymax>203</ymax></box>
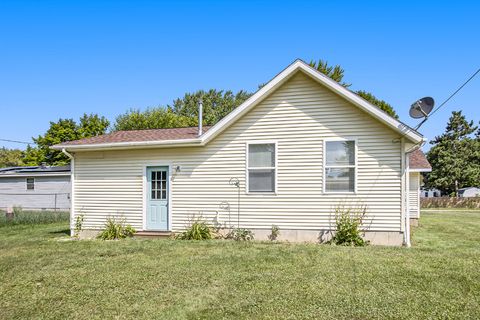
<box><xmin>54</xmin><ymin>193</ymin><xmax>57</xmax><ymax>212</ymax></box>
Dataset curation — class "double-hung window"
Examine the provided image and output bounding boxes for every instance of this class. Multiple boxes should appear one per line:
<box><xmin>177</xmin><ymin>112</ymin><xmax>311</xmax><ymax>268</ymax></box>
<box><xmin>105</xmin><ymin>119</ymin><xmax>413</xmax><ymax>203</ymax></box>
<box><xmin>247</xmin><ymin>143</ymin><xmax>276</xmax><ymax>193</ymax></box>
<box><xmin>26</xmin><ymin>178</ymin><xmax>35</xmax><ymax>190</ymax></box>
<box><xmin>324</xmin><ymin>140</ymin><xmax>356</xmax><ymax>193</ymax></box>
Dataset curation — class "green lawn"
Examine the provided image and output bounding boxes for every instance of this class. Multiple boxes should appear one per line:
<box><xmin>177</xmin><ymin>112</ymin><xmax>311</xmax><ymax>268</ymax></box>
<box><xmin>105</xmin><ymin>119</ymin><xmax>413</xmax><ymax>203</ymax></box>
<box><xmin>0</xmin><ymin>211</ymin><xmax>479</xmax><ymax>319</ymax></box>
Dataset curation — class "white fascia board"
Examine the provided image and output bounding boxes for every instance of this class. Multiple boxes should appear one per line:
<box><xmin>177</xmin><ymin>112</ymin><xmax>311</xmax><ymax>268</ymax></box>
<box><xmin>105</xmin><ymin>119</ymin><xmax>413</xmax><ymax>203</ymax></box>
<box><xmin>0</xmin><ymin>172</ymin><xmax>71</xmax><ymax>178</ymax></box>
<box><xmin>409</xmin><ymin>168</ymin><xmax>432</xmax><ymax>173</ymax></box>
<box><xmin>52</xmin><ymin>138</ymin><xmax>202</xmax><ymax>152</ymax></box>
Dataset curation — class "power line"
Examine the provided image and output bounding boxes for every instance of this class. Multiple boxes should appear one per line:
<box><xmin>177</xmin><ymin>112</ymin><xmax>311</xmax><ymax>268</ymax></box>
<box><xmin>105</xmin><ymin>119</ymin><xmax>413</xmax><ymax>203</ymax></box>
<box><xmin>0</xmin><ymin>138</ymin><xmax>32</xmax><ymax>145</ymax></box>
<box><xmin>429</xmin><ymin>67</ymin><xmax>480</xmax><ymax>118</ymax></box>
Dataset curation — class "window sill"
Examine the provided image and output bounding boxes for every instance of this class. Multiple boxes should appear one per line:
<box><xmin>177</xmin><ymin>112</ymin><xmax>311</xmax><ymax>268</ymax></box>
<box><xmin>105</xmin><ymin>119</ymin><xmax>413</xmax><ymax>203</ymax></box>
<box><xmin>246</xmin><ymin>191</ymin><xmax>277</xmax><ymax>196</ymax></box>
<box><xmin>322</xmin><ymin>191</ymin><xmax>357</xmax><ymax>195</ymax></box>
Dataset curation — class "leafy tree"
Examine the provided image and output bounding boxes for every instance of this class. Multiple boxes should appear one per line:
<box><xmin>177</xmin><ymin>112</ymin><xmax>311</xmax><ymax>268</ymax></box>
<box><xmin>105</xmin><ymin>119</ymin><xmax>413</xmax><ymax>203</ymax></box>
<box><xmin>113</xmin><ymin>89</ymin><xmax>252</xmax><ymax>131</ymax></box>
<box><xmin>170</xmin><ymin>89</ymin><xmax>252</xmax><ymax>126</ymax></box>
<box><xmin>0</xmin><ymin>148</ymin><xmax>24</xmax><ymax>167</ymax></box>
<box><xmin>23</xmin><ymin>114</ymin><xmax>109</xmax><ymax>166</ymax></box>
<box><xmin>309</xmin><ymin>59</ymin><xmax>351</xmax><ymax>87</ymax></box>
<box><xmin>114</xmin><ymin>108</ymin><xmax>194</xmax><ymax>131</ymax></box>
<box><xmin>355</xmin><ymin>90</ymin><xmax>398</xmax><ymax>119</ymax></box>
<box><xmin>425</xmin><ymin>111</ymin><xmax>479</xmax><ymax>195</ymax></box>
<box><xmin>309</xmin><ymin>59</ymin><xmax>398</xmax><ymax>118</ymax></box>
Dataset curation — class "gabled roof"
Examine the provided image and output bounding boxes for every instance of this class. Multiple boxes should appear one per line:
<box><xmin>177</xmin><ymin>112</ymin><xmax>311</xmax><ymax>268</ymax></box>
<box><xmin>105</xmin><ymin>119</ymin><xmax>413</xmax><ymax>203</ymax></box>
<box><xmin>53</xmin><ymin>59</ymin><xmax>424</xmax><ymax>151</ymax></box>
<box><xmin>60</xmin><ymin>127</ymin><xmax>211</xmax><ymax>146</ymax></box>
<box><xmin>409</xmin><ymin>149</ymin><xmax>431</xmax><ymax>172</ymax></box>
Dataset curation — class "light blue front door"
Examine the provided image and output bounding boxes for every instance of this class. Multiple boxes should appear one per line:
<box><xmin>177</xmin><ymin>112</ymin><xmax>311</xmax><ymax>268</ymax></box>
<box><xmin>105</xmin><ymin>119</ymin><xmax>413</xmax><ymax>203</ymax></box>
<box><xmin>146</xmin><ymin>166</ymin><xmax>169</xmax><ymax>230</ymax></box>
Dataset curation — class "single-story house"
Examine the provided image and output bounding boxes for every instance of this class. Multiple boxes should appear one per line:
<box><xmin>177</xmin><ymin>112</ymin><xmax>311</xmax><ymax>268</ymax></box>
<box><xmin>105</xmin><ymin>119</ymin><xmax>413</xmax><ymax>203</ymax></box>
<box><xmin>420</xmin><ymin>188</ymin><xmax>442</xmax><ymax>198</ymax></box>
<box><xmin>0</xmin><ymin>165</ymin><xmax>71</xmax><ymax>210</ymax></box>
<box><xmin>458</xmin><ymin>187</ymin><xmax>480</xmax><ymax>198</ymax></box>
<box><xmin>53</xmin><ymin>60</ymin><xmax>431</xmax><ymax>246</ymax></box>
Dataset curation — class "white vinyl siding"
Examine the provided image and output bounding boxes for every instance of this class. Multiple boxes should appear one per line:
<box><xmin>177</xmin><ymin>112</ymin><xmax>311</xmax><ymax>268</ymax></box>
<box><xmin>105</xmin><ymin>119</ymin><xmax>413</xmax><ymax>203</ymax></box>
<box><xmin>409</xmin><ymin>172</ymin><xmax>420</xmax><ymax>218</ymax></box>
<box><xmin>0</xmin><ymin>175</ymin><xmax>70</xmax><ymax>210</ymax></box>
<box><xmin>73</xmin><ymin>71</ymin><xmax>404</xmax><ymax>232</ymax></box>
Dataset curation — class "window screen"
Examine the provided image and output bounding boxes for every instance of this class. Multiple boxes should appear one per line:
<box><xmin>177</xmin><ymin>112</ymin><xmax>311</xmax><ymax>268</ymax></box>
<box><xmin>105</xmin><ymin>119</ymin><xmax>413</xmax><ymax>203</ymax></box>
<box><xmin>325</xmin><ymin>141</ymin><xmax>356</xmax><ymax>192</ymax></box>
<box><xmin>248</xmin><ymin>143</ymin><xmax>276</xmax><ymax>192</ymax></box>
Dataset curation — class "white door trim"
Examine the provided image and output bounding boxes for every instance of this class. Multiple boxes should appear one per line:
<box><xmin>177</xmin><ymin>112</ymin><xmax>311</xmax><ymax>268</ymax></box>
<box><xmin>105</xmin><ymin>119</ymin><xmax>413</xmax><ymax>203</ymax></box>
<box><xmin>142</xmin><ymin>162</ymin><xmax>173</xmax><ymax>231</ymax></box>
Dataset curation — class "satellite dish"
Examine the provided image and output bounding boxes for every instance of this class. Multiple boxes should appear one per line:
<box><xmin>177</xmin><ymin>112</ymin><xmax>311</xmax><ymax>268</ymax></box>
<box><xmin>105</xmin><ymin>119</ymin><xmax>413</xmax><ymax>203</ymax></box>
<box><xmin>409</xmin><ymin>97</ymin><xmax>434</xmax><ymax>119</ymax></box>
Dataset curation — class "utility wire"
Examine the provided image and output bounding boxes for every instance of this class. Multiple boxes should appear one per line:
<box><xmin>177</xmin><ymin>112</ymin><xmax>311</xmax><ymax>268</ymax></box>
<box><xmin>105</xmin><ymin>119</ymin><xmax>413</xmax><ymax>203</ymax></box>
<box><xmin>428</xmin><ymin>67</ymin><xmax>480</xmax><ymax>118</ymax></box>
<box><xmin>396</xmin><ymin>66</ymin><xmax>480</xmax><ymax>140</ymax></box>
<box><xmin>0</xmin><ymin>138</ymin><xmax>32</xmax><ymax>145</ymax></box>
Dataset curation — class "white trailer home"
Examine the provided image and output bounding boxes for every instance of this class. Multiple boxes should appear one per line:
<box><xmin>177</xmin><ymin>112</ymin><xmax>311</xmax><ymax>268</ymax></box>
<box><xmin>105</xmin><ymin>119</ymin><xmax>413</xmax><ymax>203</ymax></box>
<box><xmin>0</xmin><ymin>165</ymin><xmax>71</xmax><ymax>210</ymax></box>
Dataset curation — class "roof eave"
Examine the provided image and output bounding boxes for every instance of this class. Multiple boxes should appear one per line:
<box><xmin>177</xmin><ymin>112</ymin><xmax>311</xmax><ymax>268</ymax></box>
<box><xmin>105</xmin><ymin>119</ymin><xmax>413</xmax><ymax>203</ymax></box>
<box><xmin>52</xmin><ymin>138</ymin><xmax>203</xmax><ymax>152</ymax></box>
<box><xmin>410</xmin><ymin>168</ymin><xmax>432</xmax><ymax>172</ymax></box>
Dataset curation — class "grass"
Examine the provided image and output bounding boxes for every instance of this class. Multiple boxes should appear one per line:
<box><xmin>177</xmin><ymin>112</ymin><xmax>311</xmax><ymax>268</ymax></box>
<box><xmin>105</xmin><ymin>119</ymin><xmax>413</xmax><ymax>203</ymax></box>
<box><xmin>0</xmin><ymin>211</ymin><xmax>479</xmax><ymax>319</ymax></box>
<box><xmin>0</xmin><ymin>209</ymin><xmax>69</xmax><ymax>226</ymax></box>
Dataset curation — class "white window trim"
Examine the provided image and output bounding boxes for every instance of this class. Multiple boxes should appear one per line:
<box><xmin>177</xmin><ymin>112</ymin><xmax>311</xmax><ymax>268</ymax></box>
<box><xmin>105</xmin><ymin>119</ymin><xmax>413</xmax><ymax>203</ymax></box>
<box><xmin>246</xmin><ymin>141</ymin><xmax>278</xmax><ymax>195</ymax></box>
<box><xmin>322</xmin><ymin>138</ymin><xmax>358</xmax><ymax>194</ymax></box>
<box><xmin>26</xmin><ymin>177</ymin><xmax>35</xmax><ymax>191</ymax></box>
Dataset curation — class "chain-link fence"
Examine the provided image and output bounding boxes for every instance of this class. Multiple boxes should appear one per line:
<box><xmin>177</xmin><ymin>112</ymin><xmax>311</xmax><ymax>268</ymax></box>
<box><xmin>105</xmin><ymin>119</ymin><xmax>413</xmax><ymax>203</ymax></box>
<box><xmin>0</xmin><ymin>192</ymin><xmax>70</xmax><ymax>211</ymax></box>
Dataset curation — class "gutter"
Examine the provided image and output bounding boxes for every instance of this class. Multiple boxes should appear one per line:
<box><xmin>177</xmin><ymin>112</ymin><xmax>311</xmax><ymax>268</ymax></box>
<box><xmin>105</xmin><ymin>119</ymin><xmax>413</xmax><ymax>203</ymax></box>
<box><xmin>403</xmin><ymin>139</ymin><xmax>427</xmax><ymax>247</ymax></box>
<box><xmin>52</xmin><ymin>138</ymin><xmax>203</xmax><ymax>152</ymax></box>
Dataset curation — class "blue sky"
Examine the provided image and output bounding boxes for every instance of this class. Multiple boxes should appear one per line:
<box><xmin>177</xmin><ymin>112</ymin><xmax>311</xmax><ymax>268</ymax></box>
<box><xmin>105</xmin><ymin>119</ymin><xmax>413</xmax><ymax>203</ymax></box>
<box><xmin>1</xmin><ymin>0</ymin><xmax>478</xmax><ymax>151</ymax></box>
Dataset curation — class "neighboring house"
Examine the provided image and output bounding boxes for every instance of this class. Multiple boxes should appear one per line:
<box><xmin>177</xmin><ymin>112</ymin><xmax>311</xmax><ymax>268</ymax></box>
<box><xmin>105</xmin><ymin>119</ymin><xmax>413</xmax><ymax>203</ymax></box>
<box><xmin>0</xmin><ymin>165</ymin><xmax>71</xmax><ymax>210</ymax></box>
<box><xmin>420</xmin><ymin>188</ymin><xmax>442</xmax><ymax>198</ymax></box>
<box><xmin>53</xmin><ymin>60</ymin><xmax>431</xmax><ymax>246</ymax></box>
<box><xmin>458</xmin><ymin>187</ymin><xmax>480</xmax><ymax>198</ymax></box>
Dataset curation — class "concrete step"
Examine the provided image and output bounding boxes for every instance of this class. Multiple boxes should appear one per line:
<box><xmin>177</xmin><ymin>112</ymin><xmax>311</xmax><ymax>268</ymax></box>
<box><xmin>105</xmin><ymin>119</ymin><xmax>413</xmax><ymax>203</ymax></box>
<box><xmin>135</xmin><ymin>231</ymin><xmax>172</xmax><ymax>238</ymax></box>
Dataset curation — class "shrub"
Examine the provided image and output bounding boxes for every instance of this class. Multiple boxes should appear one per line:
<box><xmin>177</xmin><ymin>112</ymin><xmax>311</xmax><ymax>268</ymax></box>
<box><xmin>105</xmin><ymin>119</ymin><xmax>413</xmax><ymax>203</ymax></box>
<box><xmin>73</xmin><ymin>213</ymin><xmax>85</xmax><ymax>239</ymax></box>
<box><xmin>268</xmin><ymin>225</ymin><xmax>280</xmax><ymax>241</ymax></box>
<box><xmin>328</xmin><ymin>204</ymin><xmax>368</xmax><ymax>246</ymax></box>
<box><xmin>97</xmin><ymin>218</ymin><xmax>136</xmax><ymax>240</ymax></box>
<box><xmin>226</xmin><ymin>228</ymin><xmax>254</xmax><ymax>241</ymax></box>
<box><xmin>176</xmin><ymin>218</ymin><xmax>214</xmax><ymax>240</ymax></box>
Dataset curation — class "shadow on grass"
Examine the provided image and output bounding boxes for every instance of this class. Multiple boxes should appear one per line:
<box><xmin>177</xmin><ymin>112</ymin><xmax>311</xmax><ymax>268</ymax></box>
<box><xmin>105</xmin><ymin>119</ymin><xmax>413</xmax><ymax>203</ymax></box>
<box><xmin>49</xmin><ymin>229</ymin><xmax>70</xmax><ymax>236</ymax></box>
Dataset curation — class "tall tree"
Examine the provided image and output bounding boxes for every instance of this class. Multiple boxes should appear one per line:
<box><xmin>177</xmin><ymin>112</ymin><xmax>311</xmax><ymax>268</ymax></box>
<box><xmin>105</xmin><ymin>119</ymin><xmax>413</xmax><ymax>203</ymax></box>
<box><xmin>309</xmin><ymin>59</ymin><xmax>399</xmax><ymax>119</ymax></box>
<box><xmin>0</xmin><ymin>148</ymin><xmax>24</xmax><ymax>167</ymax></box>
<box><xmin>23</xmin><ymin>114</ymin><xmax>109</xmax><ymax>166</ymax></box>
<box><xmin>114</xmin><ymin>108</ymin><xmax>194</xmax><ymax>131</ymax></box>
<box><xmin>113</xmin><ymin>89</ymin><xmax>253</xmax><ymax>131</ymax></box>
<box><xmin>425</xmin><ymin>111</ymin><xmax>479</xmax><ymax>195</ymax></box>
<box><xmin>309</xmin><ymin>59</ymin><xmax>351</xmax><ymax>87</ymax></box>
<box><xmin>355</xmin><ymin>91</ymin><xmax>398</xmax><ymax>119</ymax></box>
<box><xmin>170</xmin><ymin>89</ymin><xmax>253</xmax><ymax>126</ymax></box>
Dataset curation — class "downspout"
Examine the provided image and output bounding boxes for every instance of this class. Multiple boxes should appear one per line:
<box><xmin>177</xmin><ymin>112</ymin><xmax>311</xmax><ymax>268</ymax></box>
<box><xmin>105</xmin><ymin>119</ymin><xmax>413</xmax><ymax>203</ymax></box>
<box><xmin>62</xmin><ymin>148</ymin><xmax>75</xmax><ymax>237</ymax></box>
<box><xmin>403</xmin><ymin>139</ymin><xmax>426</xmax><ymax>247</ymax></box>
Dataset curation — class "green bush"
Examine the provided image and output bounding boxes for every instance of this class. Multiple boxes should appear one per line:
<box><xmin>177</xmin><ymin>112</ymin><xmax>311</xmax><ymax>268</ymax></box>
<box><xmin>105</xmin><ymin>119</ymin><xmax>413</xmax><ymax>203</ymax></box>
<box><xmin>97</xmin><ymin>218</ymin><xmax>136</xmax><ymax>240</ymax></box>
<box><xmin>226</xmin><ymin>228</ymin><xmax>254</xmax><ymax>241</ymax></box>
<box><xmin>0</xmin><ymin>208</ymin><xmax>69</xmax><ymax>227</ymax></box>
<box><xmin>328</xmin><ymin>204</ymin><xmax>368</xmax><ymax>247</ymax></box>
<box><xmin>176</xmin><ymin>219</ymin><xmax>214</xmax><ymax>240</ymax></box>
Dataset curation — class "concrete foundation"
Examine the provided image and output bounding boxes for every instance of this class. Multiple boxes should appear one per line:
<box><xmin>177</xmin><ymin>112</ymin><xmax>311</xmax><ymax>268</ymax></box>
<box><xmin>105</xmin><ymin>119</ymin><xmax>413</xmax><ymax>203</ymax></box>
<box><xmin>252</xmin><ymin>228</ymin><xmax>404</xmax><ymax>246</ymax></box>
<box><xmin>77</xmin><ymin>228</ymin><xmax>404</xmax><ymax>246</ymax></box>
